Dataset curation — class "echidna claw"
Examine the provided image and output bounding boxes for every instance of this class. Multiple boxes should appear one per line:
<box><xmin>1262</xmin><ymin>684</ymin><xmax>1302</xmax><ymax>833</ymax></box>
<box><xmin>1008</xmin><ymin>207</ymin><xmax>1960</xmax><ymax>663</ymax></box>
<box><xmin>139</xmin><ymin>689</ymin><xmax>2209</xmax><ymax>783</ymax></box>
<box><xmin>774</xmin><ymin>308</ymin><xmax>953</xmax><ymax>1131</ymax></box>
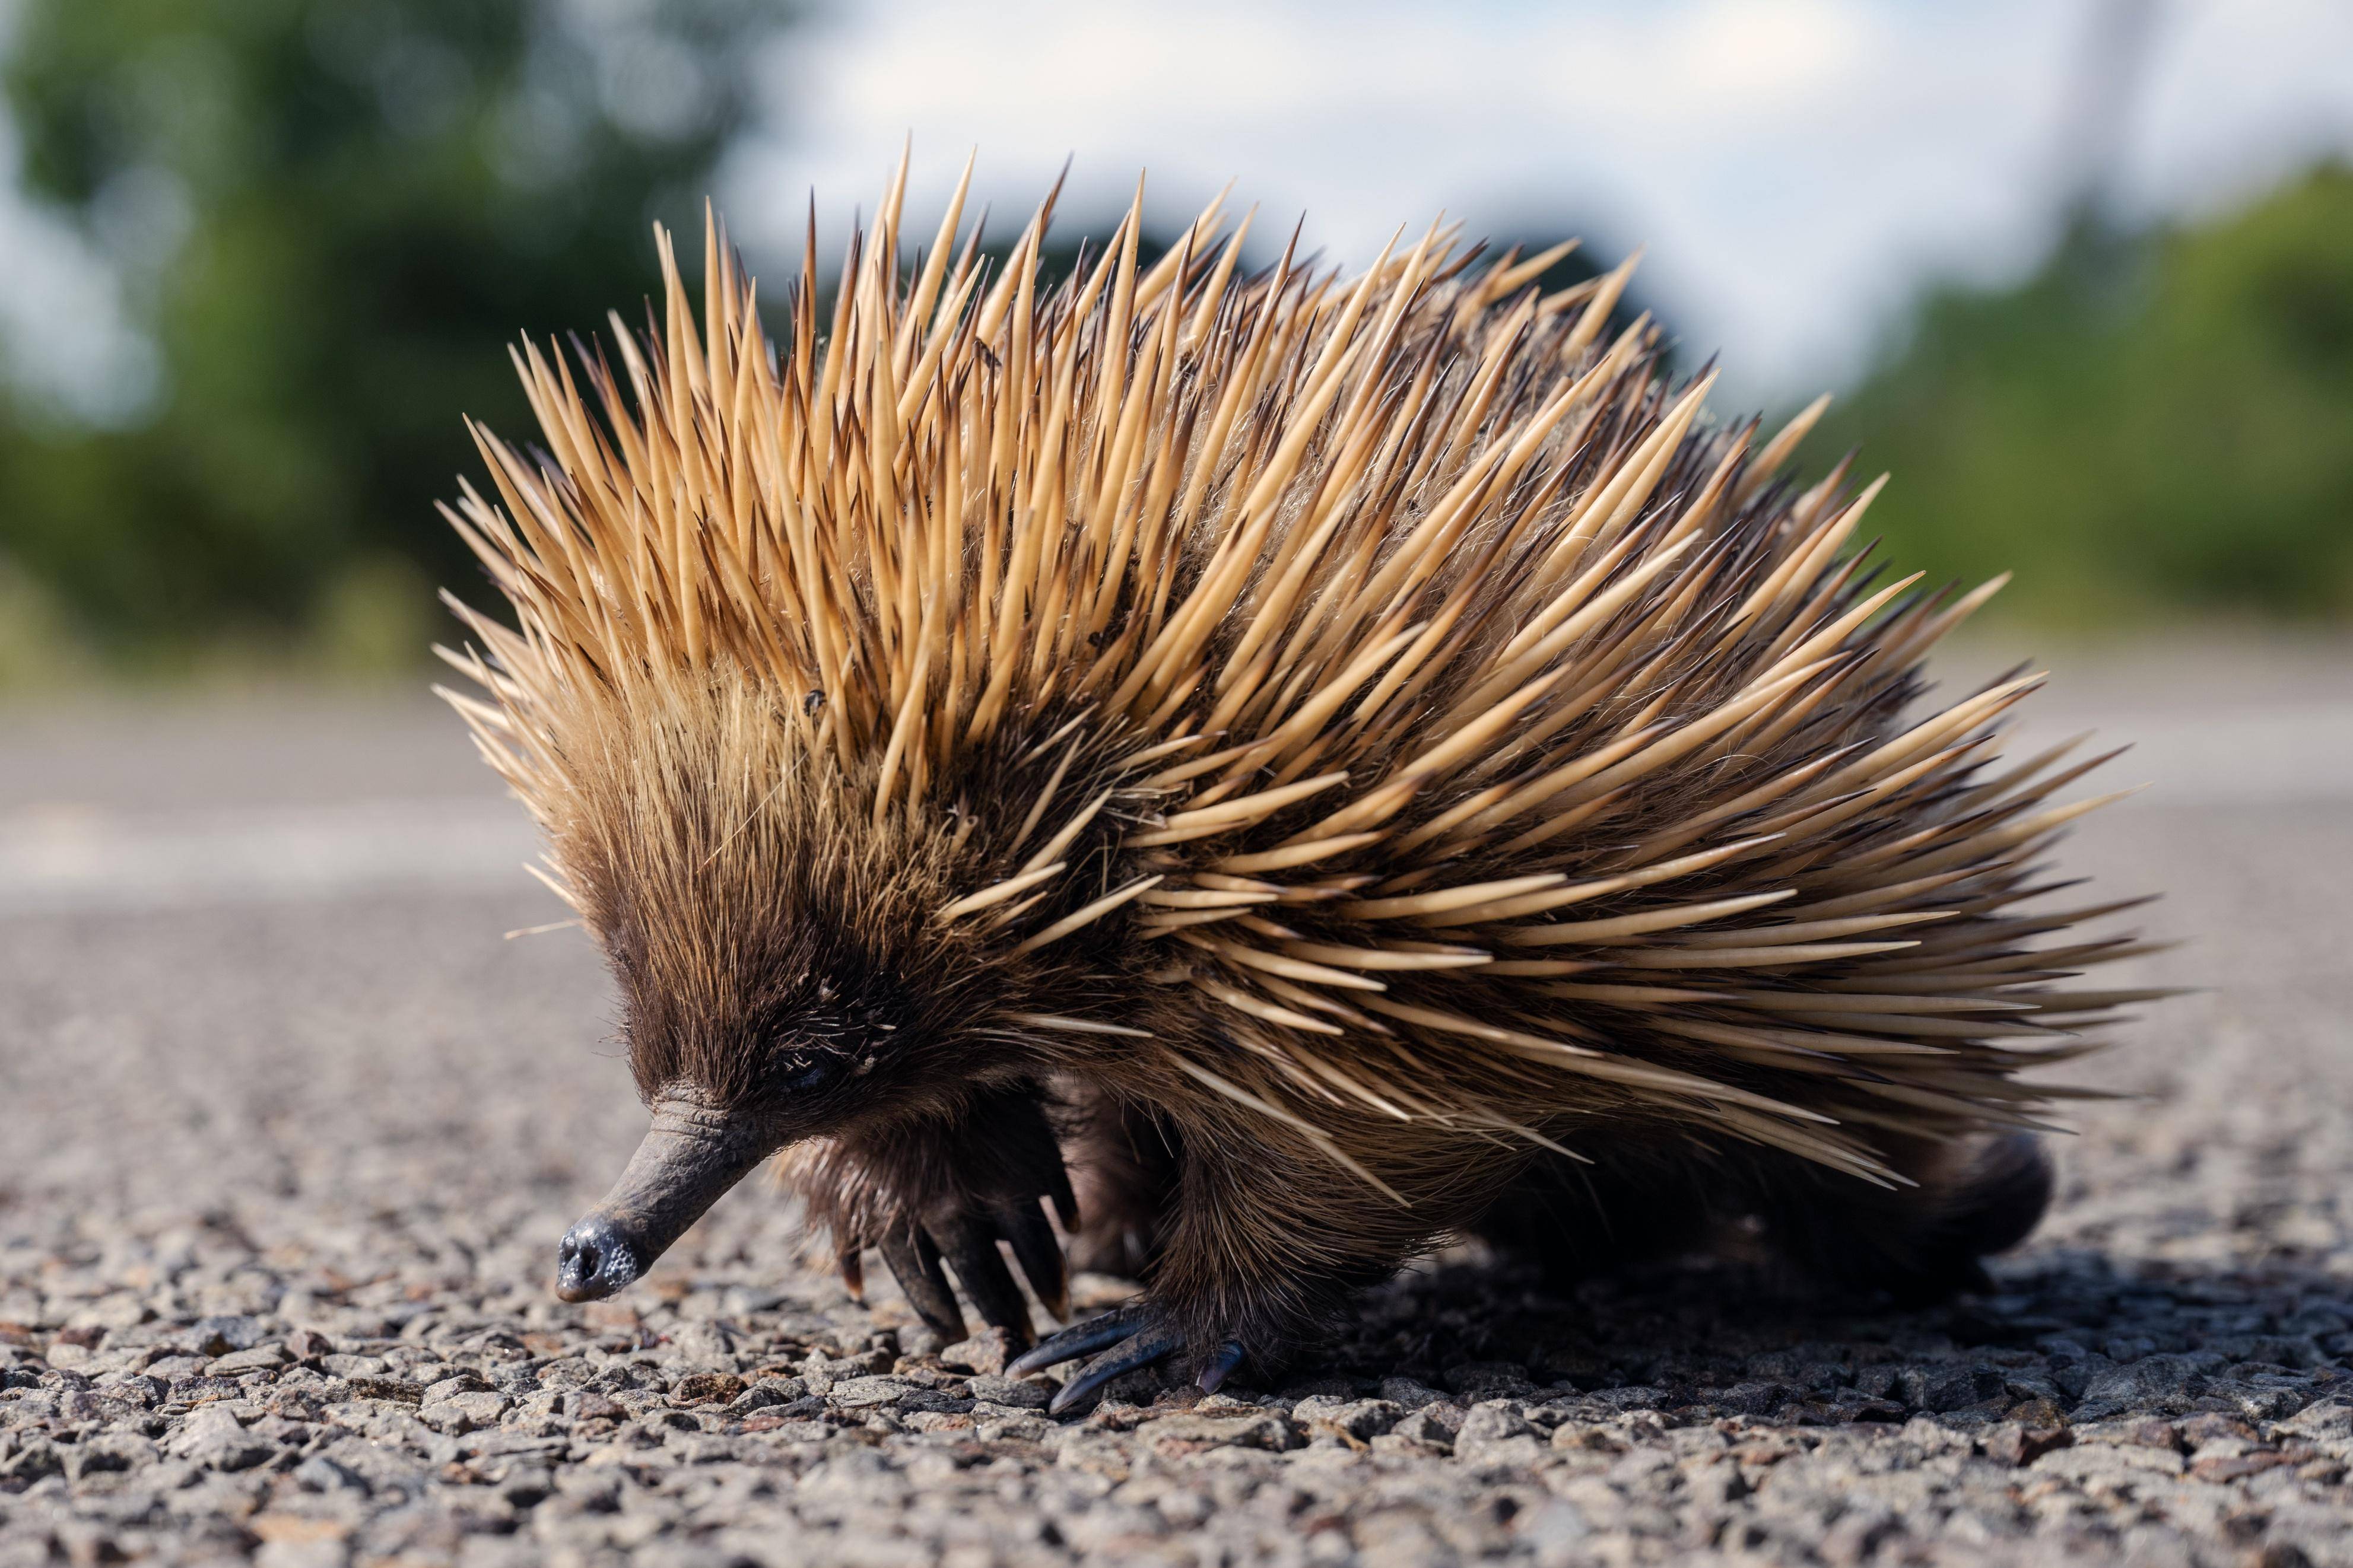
<box><xmin>1008</xmin><ymin>1305</ymin><xmax>1152</xmax><ymax>1381</ymax></box>
<box><xmin>837</xmin><ymin>1245</ymin><xmax>865</xmax><ymax>1304</ymax></box>
<box><xmin>879</xmin><ymin>1226</ymin><xmax>966</xmax><ymax>1344</ymax></box>
<box><xmin>1198</xmin><ymin>1339</ymin><xmax>1246</xmax><ymax>1394</ymax></box>
<box><xmin>999</xmin><ymin>1199</ymin><xmax>1070</xmax><ymax>1321</ymax></box>
<box><xmin>1009</xmin><ymin>1305</ymin><xmax>1225</xmax><ymax>1415</ymax></box>
<box><xmin>937</xmin><ymin>1213</ymin><xmax>1036</xmax><ymax>1353</ymax></box>
<box><xmin>1050</xmin><ymin>1323</ymin><xmax>1183</xmax><ymax>1415</ymax></box>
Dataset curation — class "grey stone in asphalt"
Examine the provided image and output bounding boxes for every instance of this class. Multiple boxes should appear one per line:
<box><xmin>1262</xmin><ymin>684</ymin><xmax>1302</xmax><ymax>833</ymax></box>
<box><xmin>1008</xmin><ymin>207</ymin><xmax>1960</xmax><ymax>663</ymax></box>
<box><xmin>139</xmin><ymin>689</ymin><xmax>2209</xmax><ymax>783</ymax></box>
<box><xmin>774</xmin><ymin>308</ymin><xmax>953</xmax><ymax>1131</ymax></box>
<box><xmin>2</xmin><ymin>644</ymin><xmax>2351</xmax><ymax>1564</ymax></box>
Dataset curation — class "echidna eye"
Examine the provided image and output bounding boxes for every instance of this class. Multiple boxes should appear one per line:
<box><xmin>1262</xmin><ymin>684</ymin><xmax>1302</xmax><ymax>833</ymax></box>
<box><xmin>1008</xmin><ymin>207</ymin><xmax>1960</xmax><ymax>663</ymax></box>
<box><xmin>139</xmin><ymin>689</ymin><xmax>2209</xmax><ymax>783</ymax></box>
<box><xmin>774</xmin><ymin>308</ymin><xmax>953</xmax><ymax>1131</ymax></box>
<box><xmin>780</xmin><ymin>1053</ymin><xmax>839</xmax><ymax>1094</ymax></box>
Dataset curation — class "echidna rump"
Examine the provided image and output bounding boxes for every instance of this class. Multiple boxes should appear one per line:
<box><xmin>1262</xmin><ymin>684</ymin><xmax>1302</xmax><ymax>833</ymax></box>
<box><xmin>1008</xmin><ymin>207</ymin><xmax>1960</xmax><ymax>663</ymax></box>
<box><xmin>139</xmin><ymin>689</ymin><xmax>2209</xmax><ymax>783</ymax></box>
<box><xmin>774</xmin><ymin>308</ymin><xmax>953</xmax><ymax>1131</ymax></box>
<box><xmin>438</xmin><ymin>157</ymin><xmax>2157</xmax><ymax>1410</ymax></box>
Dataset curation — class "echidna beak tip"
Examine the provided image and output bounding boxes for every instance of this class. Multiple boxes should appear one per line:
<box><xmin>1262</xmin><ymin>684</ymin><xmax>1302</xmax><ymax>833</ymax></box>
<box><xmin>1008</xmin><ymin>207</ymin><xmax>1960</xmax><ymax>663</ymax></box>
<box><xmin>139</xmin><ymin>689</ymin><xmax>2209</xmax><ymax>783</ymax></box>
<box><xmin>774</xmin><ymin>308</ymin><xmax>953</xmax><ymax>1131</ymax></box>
<box><xmin>555</xmin><ymin>1213</ymin><xmax>642</xmax><ymax>1303</ymax></box>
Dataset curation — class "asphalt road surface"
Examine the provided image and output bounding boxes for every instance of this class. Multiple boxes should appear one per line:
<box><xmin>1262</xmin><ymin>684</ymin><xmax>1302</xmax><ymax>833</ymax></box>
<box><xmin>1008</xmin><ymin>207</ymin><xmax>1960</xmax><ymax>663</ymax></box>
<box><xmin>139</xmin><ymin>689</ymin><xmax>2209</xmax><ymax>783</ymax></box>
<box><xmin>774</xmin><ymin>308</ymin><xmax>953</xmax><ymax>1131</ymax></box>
<box><xmin>2</xmin><ymin>636</ymin><xmax>2351</xmax><ymax>1567</ymax></box>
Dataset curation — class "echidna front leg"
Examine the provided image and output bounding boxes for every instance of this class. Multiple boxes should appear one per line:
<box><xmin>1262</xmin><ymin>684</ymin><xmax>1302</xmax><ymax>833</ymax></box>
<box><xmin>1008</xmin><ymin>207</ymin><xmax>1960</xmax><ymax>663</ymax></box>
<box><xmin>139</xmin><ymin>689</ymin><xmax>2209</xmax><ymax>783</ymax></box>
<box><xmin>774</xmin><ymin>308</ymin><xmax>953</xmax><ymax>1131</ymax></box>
<box><xmin>1011</xmin><ymin>1098</ymin><xmax>1456</xmax><ymax>1411</ymax></box>
<box><xmin>783</xmin><ymin>1083</ymin><xmax>1076</xmax><ymax>1351</ymax></box>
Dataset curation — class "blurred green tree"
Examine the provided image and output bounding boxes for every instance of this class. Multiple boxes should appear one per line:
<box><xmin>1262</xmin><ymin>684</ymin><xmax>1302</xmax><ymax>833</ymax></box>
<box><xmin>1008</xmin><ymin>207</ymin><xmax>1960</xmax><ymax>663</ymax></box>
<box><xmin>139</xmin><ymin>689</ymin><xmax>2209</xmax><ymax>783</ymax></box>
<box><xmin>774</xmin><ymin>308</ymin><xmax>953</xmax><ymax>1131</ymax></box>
<box><xmin>0</xmin><ymin>0</ymin><xmax>786</xmax><ymax>665</ymax></box>
<box><xmin>1821</xmin><ymin>162</ymin><xmax>2353</xmax><ymax>625</ymax></box>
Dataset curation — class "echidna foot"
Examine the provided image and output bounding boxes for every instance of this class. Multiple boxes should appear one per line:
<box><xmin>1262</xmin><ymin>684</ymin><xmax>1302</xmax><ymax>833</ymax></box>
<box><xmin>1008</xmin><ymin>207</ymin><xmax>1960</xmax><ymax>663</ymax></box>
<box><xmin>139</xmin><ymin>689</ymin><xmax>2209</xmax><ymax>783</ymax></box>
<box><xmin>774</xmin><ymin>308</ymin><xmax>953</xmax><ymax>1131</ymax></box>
<box><xmin>814</xmin><ymin>1086</ymin><xmax>1080</xmax><ymax>1351</ymax></box>
<box><xmin>1008</xmin><ymin>1305</ymin><xmax>1245</xmax><ymax>1414</ymax></box>
<box><xmin>862</xmin><ymin>1194</ymin><xmax>1069</xmax><ymax>1351</ymax></box>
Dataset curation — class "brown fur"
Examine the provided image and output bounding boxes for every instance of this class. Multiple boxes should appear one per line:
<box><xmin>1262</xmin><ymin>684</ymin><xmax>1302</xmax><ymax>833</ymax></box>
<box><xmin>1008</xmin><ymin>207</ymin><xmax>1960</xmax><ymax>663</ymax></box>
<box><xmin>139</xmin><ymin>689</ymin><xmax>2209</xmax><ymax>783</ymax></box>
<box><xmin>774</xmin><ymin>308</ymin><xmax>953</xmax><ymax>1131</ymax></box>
<box><xmin>439</xmin><ymin>159</ymin><xmax>2154</xmax><ymax>1374</ymax></box>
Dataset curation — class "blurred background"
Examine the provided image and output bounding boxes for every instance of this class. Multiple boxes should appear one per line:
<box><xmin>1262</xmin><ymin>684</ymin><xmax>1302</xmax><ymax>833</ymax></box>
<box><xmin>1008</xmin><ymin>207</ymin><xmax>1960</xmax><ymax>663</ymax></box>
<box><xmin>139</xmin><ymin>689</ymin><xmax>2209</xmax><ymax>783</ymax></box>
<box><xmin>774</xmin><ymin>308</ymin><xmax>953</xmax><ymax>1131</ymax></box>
<box><xmin>2</xmin><ymin>9</ymin><xmax>2351</xmax><ymax>1497</ymax></box>
<box><xmin>0</xmin><ymin>0</ymin><xmax>2349</xmax><ymax>688</ymax></box>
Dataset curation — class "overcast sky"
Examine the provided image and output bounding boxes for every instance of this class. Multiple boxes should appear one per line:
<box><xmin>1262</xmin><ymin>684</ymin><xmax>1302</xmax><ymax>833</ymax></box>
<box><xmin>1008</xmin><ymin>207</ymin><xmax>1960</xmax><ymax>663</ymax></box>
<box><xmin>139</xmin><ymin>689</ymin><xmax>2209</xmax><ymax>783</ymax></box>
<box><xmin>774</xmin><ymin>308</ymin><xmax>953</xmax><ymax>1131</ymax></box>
<box><xmin>5</xmin><ymin>0</ymin><xmax>2352</xmax><ymax>421</ymax></box>
<box><xmin>725</xmin><ymin>0</ymin><xmax>2353</xmax><ymax>402</ymax></box>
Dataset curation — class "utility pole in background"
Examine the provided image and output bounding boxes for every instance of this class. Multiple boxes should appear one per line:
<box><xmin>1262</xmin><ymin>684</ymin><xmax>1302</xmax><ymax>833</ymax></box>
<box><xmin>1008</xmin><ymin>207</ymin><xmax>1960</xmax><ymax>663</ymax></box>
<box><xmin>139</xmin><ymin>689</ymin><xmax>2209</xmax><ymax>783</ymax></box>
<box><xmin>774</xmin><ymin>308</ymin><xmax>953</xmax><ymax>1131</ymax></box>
<box><xmin>2051</xmin><ymin>0</ymin><xmax>2165</xmax><ymax>272</ymax></box>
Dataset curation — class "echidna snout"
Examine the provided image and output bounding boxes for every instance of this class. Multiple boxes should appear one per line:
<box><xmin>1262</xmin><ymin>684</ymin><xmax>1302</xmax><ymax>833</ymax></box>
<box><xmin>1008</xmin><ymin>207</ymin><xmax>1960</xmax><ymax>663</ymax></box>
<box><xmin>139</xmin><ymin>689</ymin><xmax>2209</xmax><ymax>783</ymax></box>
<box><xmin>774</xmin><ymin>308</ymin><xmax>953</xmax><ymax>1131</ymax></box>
<box><xmin>555</xmin><ymin>1087</ymin><xmax>777</xmax><ymax>1302</ymax></box>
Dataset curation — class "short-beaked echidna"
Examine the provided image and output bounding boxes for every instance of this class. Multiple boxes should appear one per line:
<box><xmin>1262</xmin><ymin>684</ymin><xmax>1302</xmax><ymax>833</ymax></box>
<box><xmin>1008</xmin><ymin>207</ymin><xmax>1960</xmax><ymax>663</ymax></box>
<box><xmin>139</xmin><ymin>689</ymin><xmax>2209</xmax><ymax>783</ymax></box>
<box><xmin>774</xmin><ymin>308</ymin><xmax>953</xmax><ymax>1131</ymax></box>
<box><xmin>438</xmin><ymin>160</ymin><xmax>2156</xmax><ymax>1410</ymax></box>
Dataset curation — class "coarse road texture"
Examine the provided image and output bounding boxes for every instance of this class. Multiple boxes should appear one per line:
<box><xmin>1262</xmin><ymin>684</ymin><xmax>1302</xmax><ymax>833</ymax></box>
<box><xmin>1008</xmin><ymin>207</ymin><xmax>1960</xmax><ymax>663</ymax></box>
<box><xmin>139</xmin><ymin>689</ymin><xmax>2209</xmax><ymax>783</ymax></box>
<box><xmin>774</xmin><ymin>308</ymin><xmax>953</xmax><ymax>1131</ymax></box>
<box><xmin>4</xmin><ymin>638</ymin><xmax>2352</xmax><ymax>1567</ymax></box>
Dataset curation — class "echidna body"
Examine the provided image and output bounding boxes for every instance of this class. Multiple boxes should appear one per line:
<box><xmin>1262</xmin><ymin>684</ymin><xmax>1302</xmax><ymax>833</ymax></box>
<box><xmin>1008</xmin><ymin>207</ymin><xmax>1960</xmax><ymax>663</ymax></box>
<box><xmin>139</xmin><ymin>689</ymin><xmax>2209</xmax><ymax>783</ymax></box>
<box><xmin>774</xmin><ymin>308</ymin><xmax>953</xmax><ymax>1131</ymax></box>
<box><xmin>441</xmin><ymin>159</ymin><xmax>2149</xmax><ymax>1406</ymax></box>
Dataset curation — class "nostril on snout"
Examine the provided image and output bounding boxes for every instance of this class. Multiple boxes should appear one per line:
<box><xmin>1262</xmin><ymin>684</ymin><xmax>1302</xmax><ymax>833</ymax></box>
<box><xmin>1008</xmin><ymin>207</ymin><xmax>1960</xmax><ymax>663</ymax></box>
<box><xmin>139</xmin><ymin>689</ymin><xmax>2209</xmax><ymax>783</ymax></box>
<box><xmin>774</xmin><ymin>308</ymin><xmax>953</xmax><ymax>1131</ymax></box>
<box><xmin>554</xmin><ymin>1217</ymin><xmax>639</xmax><ymax>1303</ymax></box>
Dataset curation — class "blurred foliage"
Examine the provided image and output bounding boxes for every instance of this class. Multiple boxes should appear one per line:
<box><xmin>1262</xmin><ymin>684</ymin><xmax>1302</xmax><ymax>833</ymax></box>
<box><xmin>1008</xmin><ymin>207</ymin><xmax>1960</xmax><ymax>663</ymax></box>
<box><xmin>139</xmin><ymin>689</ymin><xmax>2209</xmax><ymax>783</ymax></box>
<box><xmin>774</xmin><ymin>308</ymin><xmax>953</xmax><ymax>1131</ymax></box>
<box><xmin>1821</xmin><ymin>162</ymin><xmax>2353</xmax><ymax>625</ymax></box>
<box><xmin>0</xmin><ymin>0</ymin><xmax>786</xmax><ymax>671</ymax></box>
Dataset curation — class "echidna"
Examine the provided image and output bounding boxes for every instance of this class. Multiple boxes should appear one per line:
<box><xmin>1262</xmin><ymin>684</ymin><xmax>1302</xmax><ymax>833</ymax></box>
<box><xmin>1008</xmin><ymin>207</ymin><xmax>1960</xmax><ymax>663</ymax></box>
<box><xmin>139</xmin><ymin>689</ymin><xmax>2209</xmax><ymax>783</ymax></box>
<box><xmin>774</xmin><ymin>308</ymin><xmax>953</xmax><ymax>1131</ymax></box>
<box><xmin>438</xmin><ymin>157</ymin><xmax>2155</xmax><ymax>1411</ymax></box>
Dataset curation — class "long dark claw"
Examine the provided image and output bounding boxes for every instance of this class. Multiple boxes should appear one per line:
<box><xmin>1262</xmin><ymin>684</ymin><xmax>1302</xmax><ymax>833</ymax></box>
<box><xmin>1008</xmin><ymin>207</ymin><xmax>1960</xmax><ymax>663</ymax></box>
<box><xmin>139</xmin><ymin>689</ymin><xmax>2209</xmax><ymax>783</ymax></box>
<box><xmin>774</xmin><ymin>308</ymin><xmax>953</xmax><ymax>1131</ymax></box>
<box><xmin>999</xmin><ymin>1198</ymin><xmax>1069</xmax><ymax>1321</ymax></box>
<box><xmin>879</xmin><ymin>1226</ymin><xmax>966</xmax><ymax>1342</ymax></box>
<box><xmin>938</xmin><ymin>1215</ymin><xmax>1034</xmax><ymax>1350</ymax></box>
<box><xmin>1197</xmin><ymin>1339</ymin><xmax>1245</xmax><ymax>1394</ymax></box>
<box><xmin>1006</xmin><ymin>1305</ymin><xmax>1152</xmax><ymax>1377</ymax></box>
<box><xmin>1047</xmin><ymin>1326</ymin><xmax>1182</xmax><ymax>1415</ymax></box>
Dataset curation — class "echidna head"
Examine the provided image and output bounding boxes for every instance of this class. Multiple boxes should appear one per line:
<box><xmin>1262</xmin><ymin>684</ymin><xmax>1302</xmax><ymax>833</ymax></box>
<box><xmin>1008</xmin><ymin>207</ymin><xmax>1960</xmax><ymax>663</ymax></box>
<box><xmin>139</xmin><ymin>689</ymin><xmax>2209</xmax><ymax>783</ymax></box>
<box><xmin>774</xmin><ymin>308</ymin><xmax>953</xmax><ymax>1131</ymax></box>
<box><xmin>544</xmin><ymin>679</ymin><xmax>1110</xmax><ymax>1302</ymax></box>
